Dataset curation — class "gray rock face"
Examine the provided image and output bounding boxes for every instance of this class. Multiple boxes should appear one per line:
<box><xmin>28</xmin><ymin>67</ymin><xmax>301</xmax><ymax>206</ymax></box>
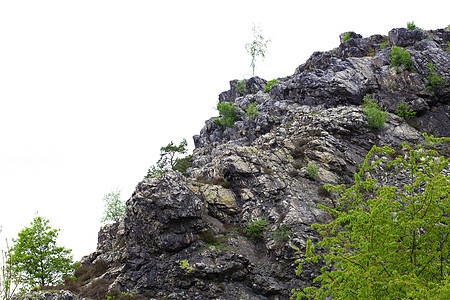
<box><xmin>12</xmin><ymin>290</ymin><xmax>83</xmax><ymax>300</ymax></box>
<box><xmin>73</xmin><ymin>26</ymin><xmax>449</xmax><ymax>300</ymax></box>
<box><xmin>389</xmin><ymin>27</ymin><xmax>427</xmax><ymax>47</ymax></box>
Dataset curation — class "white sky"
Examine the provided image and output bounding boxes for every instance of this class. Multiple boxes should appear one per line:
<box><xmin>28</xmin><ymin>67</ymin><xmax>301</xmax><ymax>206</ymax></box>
<box><xmin>0</xmin><ymin>0</ymin><xmax>448</xmax><ymax>261</ymax></box>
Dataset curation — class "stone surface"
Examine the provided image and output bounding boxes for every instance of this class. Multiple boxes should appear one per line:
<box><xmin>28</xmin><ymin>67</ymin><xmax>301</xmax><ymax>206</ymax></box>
<box><xmin>35</xmin><ymin>26</ymin><xmax>450</xmax><ymax>300</ymax></box>
<box><xmin>12</xmin><ymin>290</ymin><xmax>83</xmax><ymax>300</ymax></box>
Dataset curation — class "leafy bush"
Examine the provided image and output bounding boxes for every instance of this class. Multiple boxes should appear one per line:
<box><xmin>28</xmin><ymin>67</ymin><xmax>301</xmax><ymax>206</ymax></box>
<box><xmin>264</xmin><ymin>79</ymin><xmax>279</xmax><ymax>93</ymax></box>
<box><xmin>236</xmin><ymin>79</ymin><xmax>246</xmax><ymax>96</ymax></box>
<box><xmin>395</xmin><ymin>103</ymin><xmax>416</xmax><ymax>119</ymax></box>
<box><xmin>215</xmin><ymin>102</ymin><xmax>240</xmax><ymax>128</ymax></box>
<box><xmin>380</xmin><ymin>41</ymin><xmax>388</xmax><ymax>49</ymax></box>
<box><xmin>426</xmin><ymin>61</ymin><xmax>446</xmax><ymax>95</ymax></box>
<box><xmin>389</xmin><ymin>46</ymin><xmax>415</xmax><ymax>72</ymax></box>
<box><xmin>292</xmin><ymin>135</ymin><xmax>450</xmax><ymax>299</ymax></box>
<box><xmin>173</xmin><ymin>155</ymin><xmax>192</xmax><ymax>176</ymax></box>
<box><xmin>362</xmin><ymin>95</ymin><xmax>388</xmax><ymax>129</ymax></box>
<box><xmin>407</xmin><ymin>21</ymin><xmax>421</xmax><ymax>30</ymax></box>
<box><xmin>306</xmin><ymin>163</ymin><xmax>319</xmax><ymax>178</ymax></box>
<box><xmin>244</xmin><ymin>218</ymin><xmax>267</xmax><ymax>238</ymax></box>
<box><xmin>447</xmin><ymin>41</ymin><xmax>450</xmax><ymax>52</ymax></box>
<box><xmin>342</xmin><ymin>32</ymin><xmax>352</xmax><ymax>42</ymax></box>
<box><xmin>246</xmin><ymin>102</ymin><xmax>259</xmax><ymax>120</ymax></box>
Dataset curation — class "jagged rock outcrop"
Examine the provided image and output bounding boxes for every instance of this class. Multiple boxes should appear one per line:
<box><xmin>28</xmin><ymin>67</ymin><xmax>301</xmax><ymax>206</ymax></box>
<box><xmin>47</xmin><ymin>26</ymin><xmax>449</xmax><ymax>300</ymax></box>
<box><xmin>12</xmin><ymin>290</ymin><xmax>83</xmax><ymax>300</ymax></box>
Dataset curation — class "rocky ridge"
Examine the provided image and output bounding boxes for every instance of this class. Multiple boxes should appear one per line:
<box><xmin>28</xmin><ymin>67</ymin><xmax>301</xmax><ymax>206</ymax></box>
<box><xmin>18</xmin><ymin>26</ymin><xmax>450</xmax><ymax>300</ymax></box>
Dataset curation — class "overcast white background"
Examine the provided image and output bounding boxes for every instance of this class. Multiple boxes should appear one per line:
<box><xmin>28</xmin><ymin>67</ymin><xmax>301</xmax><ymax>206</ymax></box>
<box><xmin>0</xmin><ymin>0</ymin><xmax>448</xmax><ymax>261</ymax></box>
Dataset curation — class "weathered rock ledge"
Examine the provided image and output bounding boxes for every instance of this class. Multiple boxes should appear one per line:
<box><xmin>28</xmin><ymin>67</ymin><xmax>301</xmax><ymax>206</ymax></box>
<box><xmin>16</xmin><ymin>26</ymin><xmax>449</xmax><ymax>300</ymax></box>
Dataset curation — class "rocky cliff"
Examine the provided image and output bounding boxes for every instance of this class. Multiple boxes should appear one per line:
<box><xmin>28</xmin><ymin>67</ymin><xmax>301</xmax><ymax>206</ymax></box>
<box><xmin>19</xmin><ymin>26</ymin><xmax>450</xmax><ymax>300</ymax></box>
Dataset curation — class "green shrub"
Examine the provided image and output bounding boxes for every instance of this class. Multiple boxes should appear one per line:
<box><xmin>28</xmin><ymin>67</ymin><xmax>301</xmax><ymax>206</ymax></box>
<box><xmin>179</xmin><ymin>260</ymin><xmax>193</xmax><ymax>272</ymax></box>
<box><xmin>407</xmin><ymin>21</ymin><xmax>421</xmax><ymax>30</ymax></box>
<box><xmin>426</xmin><ymin>62</ymin><xmax>446</xmax><ymax>95</ymax></box>
<box><xmin>215</xmin><ymin>102</ymin><xmax>240</xmax><ymax>128</ymax></box>
<box><xmin>264</xmin><ymin>79</ymin><xmax>279</xmax><ymax>93</ymax></box>
<box><xmin>244</xmin><ymin>218</ymin><xmax>267</xmax><ymax>238</ymax></box>
<box><xmin>173</xmin><ymin>155</ymin><xmax>193</xmax><ymax>176</ymax></box>
<box><xmin>380</xmin><ymin>41</ymin><xmax>388</xmax><ymax>49</ymax></box>
<box><xmin>246</xmin><ymin>102</ymin><xmax>259</xmax><ymax>120</ymax></box>
<box><xmin>389</xmin><ymin>46</ymin><xmax>415</xmax><ymax>72</ymax></box>
<box><xmin>362</xmin><ymin>95</ymin><xmax>388</xmax><ymax>129</ymax></box>
<box><xmin>395</xmin><ymin>103</ymin><xmax>416</xmax><ymax>119</ymax></box>
<box><xmin>273</xmin><ymin>226</ymin><xmax>292</xmax><ymax>245</ymax></box>
<box><xmin>447</xmin><ymin>41</ymin><xmax>450</xmax><ymax>52</ymax></box>
<box><xmin>199</xmin><ymin>230</ymin><xmax>219</xmax><ymax>246</ymax></box>
<box><xmin>342</xmin><ymin>32</ymin><xmax>352</xmax><ymax>42</ymax></box>
<box><xmin>236</xmin><ymin>79</ymin><xmax>246</xmax><ymax>96</ymax></box>
<box><xmin>307</xmin><ymin>163</ymin><xmax>319</xmax><ymax>178</ymax></box>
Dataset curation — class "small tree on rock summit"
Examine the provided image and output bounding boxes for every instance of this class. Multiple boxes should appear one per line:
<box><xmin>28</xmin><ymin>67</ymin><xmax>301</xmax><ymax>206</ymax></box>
<box><xmin>146</xmin><ymin>139</ymin><xmax>190</xmax><ymax>178</ymax></box>
<box><xmin>245</xmin><ymin>24</ymin><xmax>270</xmax><ymax>76</ymax></box>
<box><xmin>101</xmin><ymin>189</ymin><xmax>126</xmax><ymax>224</ymax></box>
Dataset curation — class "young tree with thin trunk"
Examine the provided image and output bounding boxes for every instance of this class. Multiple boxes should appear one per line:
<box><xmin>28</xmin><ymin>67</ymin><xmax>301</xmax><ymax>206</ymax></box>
<box><xmin>7</xmin><ymin>216</ymin><xmax>78</xmax><ymax>290</ymax></box>
<box><xmin>245</xmin><ymin>24</ymin><xmax>270</xmax><ymax>76</ymax></box>
<box><xmin>101</xmin><ymin>190</ymin><xmax>126</xmax><ymax>224</ymax></box>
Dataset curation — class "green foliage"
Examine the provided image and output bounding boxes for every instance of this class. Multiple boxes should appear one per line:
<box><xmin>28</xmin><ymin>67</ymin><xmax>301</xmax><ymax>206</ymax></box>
<box><xmin>106</xmin><ymin>291</ymin><xmax>141</xmax><ymax>299</ymax></box>
<box><xmin>244</xmin><ymin>218</ymin><xmax>267</xmax><ymax>238</ymax></box>
<box><xmin>306</xmin><ymin>163</ymin><xmax>319</xmax><ymax>178</ymax></box>
<box><xmin>342</xmin><ymin>32</ymin><xmax>352</xmax><ymax>42</ymax></box>
<box><xmin>7</xmin><ymin>216</ymin><xmax>78</xmax><ymax>290</ymax></box>
<box><xmin>447</xmin><ymin>41</ymin><xmax>450</xmax><ymax>52</ymax></box>
<box><xmin>173</xmin><ymin>155</ymin><xmax>193</xmax><ymax>177</ymax></box>
<box><xmin>264</xmin><ymin>79</ymin><xmax>279</xmax><ymax>93</ymax></box>
<box><xmin>199</xmin><ymin>230</ymin><xmax>219</xmax><ymax>246</ymax></box>
<box><xmin>426</xmin><ymin>61</ymin><xmax>446</xmax><ymax>95</ymax></box>
<box><xmin>101</xmin><ymin>190</ymin><xmax>126</xmax><ymax>224</ymax></box>
<box><xmin>179</xmin><ymin>260</ymin><xmax>193</xmax><ymax>272</ymax></box>
<box><xmin>1</xmin><ymin>230</ymin><xmax>20</xmax><ymax>299</ymax></box>
<box><xmin>292</xmin><ymin>135</ymin><xmax>450</xmax><ymax>299</ymax></box>
<box><xmin>380</xmin><ymin>41</ymin><xmax>388</xmax><ymax>49</ymax></box>
<box><xmin>146</xmin><ymin>139</ymin><xmax>188</xmax><ymax>178</ymax></box>
<box><xmin>215</xmin><ymin>102</ymin><xmax>240</xmax><ymax>128</ymax></box>
<box><xmin>246</xmin><ymin>102</ymin><xmax>259</xmax><ymax>120</ymax></box>
<box><xmin>389</xmin><ymin>46</ymin><xmax>415</xmax><ymax>72</ymax></box>
<box><xmin>362</xmin><ymin>95</ymin><xmax>388</xmax><ymax>129</ymax></box>
<box><xmin>395</xmin><ymin>103</ymin><xmax>416</xmax><ymax>119</ymax></box>
<box><xmin>236</xmin><ymin>79</ymin><xmax>246</xmax><ymax>96</ymax></box>
<box><xmin>273</xmin><ymin>226</ymin><xmax>292</xmax><ymax>245</ymax></box>
<box><xmin>245</xmin><ymin>24</ymin><xmax>270</xmax><ymax>75</ymax></box>
<box><xmin>407</xmin><ymin>21</ymin><xmax>421</xmax><ymax>30</ymax></box>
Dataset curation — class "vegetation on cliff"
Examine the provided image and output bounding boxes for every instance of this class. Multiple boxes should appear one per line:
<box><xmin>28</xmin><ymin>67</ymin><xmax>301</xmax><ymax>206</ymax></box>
<box><xmin>293</xmin><ymin>135</ymin><xmax>450</xmax><ymax>299</ymax></box>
